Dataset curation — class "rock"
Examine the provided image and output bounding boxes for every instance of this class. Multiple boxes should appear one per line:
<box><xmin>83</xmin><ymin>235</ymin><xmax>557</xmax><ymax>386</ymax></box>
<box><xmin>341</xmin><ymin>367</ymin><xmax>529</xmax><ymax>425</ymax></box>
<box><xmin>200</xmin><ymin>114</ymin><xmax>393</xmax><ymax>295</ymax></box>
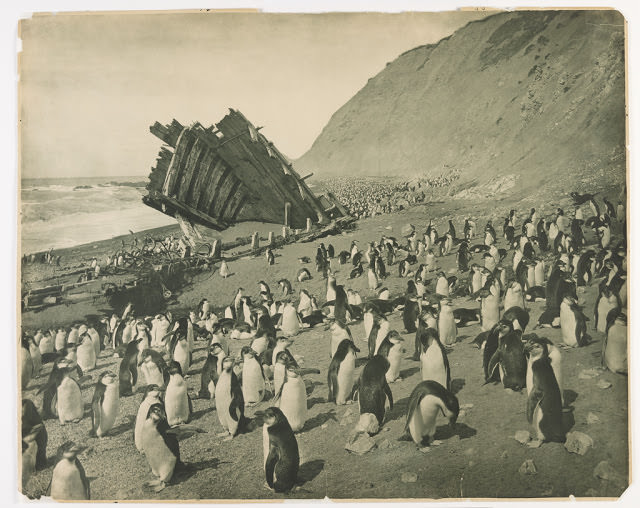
<box><xmin>345</xmin><ymin>431</ymin><xmax>377</xmax><ymax>455</ymax></box>
<box><xmin>339</xmin><ymin>408</ymin><xmax>355</xmax><ymax>427</ymax></box>
<box><xmin>579</xmin><ymin>368</ymin><xmax>600</xmax><ymax>380</ymax></box>
<box><xmin>464</xmin><ymin>447</ymin><xmax>476</xmax><ymax>456</ymax></box>
<box><xmin>461</xmin><ymin>403</ymin><xmax>474</xmax><ymax>409</ymax></box>
<box><xmin>587</xmin><ymin>412</ymin><xmax>600</xmax><ymax>424</ymax></box>
<box><xmin>419</xmin><ymin>446</ymin><xmax>431</xmax><ymax>453</ymax></box>
<box><xmin>565</xmin><ymin>431</ymin><xmax>594</xmax><ymax>455</ymax></box>
<box><xmin>501</xmin><ymin>451</ymin><xmax>509</xmax><ymax>459</ymax></box>
<box><xmin>401</xmin><ymin>472</ymin><xmax>418</xmax><ymax>483</ymax></box>
<box><xmin>527</xmin><ymin>439</ymin><xmax>542</xmax><ymax>448</ymax></box>
<box><xmin>431</xmin><ymin>440</ymin><xmax>443</xmax><ymax>446</ymax></box>
<box><xmin>378</xmin><ymin>439</ymin><xmax>391</xmax><ymax>450</ymax></box>
<box><xmin>593</xmin><ymin>460</ymin><xmax>626</xmax><ymax>487</ymax></box>
<box><xmin>519</xmin><ymin>459</ymin><xmax>537</xmax><ymax>475</ymax></box>
<box><xmin>355</xmin><ymin>413</ymin><xmax>379</xmax><ymax>435</ymax></box>
<box><xmin>321</xmin><ymin>423</ymin><xmax>329</xmax><ymax>429</ymax></box>
<box><xmin>515</xmin><ymin>430</ymin><xmax>531</xmax><ymax>444</ymax></box>
<box><xmin>597</xmin><ymin>379</ymin><xmax>612</xmax><ymax>389</ymax></box>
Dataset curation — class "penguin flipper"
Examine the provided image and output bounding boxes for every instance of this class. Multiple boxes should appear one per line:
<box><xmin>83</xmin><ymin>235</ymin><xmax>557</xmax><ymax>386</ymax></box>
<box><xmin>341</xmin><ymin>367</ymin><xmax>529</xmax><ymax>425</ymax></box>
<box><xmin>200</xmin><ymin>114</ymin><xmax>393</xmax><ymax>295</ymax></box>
<box><xmin>526</xmin><ymin>389</ymin><xmax>543</xmax><ymax>424</ymax></box>
<box><xmin>76</xmin><ymin>458</ymin><xmax>91</xmax><ymax>499</ymax></box>
<box><xmin>327</xmin><ymin>369</ymin><xmax>337</xmax><ymax>403</ymax></box>
<box><xmin>485</xmin><ymin>352</ymin><xmax>501</xmax><ymax>384</ymax></box>
<box><xmin>384</xmin><ymin>382</ymin><xmax>394</xmax><ymax>410</ymax></box>
<box><xmin>265</xmin><ymin>446</ymin><xmax>280</xmax><ymax>489</ymax></box>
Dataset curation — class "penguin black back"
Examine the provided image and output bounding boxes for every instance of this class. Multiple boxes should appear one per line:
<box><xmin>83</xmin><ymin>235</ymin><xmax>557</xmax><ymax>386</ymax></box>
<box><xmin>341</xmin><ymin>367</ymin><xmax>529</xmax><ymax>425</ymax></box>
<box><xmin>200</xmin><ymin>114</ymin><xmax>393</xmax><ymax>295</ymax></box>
<box><xmin>119</xmin><ymin>339</ymin><xmax>141</xmax><ymax>396</ymax></box>
<box><xmin>22</xmin><ymin>399</ymin><xmax>48</xmax><ymax>469</ymax></box>
<box><xmin>327</xmin><ymin>340</ymin><xmax>359</xmax><ymax>403</ymax></box>
<box><xmin>358</xmin><ymin>355</ymin><xmax>393</xmax><ymax>425</ymax></box>
<box><xmin>263</xmin><ymin>406</ymin><xmax>299</xmax><ymax>493</ymax></box>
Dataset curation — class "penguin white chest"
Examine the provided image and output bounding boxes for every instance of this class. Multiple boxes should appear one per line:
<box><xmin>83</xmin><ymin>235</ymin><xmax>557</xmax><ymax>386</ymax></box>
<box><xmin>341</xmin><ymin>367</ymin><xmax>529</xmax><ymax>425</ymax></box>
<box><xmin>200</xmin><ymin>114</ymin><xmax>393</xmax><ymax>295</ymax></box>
<box><xmin>242</xmin><ymin>360</ymin><xmax>265</xmax><ymax>404</ymax></box>
<box><xmin>386</xmin><ymin>344</ymin><xmax>403</xmax><ymax>382</ymax></box>
<box><xmin>336</xmin><ymin>353</ymin><xmax>355</xmax><ymax>404</ymax></box>
<box><xmin>604</xmin><ymin>323</ymin><xmax>627</xmax><ymax>374</ymax></box>
<box><xmin>57</xmin><ymin>378</ymin><xmax>83</xmax><ymax>423</ymax></box>
<box><xmin>438</xmin><ymin>311</ymin><xmax>457</xmax><ymax>345</ymax></box>
<box><xmin>251</xmin><ymin>336</ymin><xmax>268</xmax><ymax>355</ymax></box>
<box><xmin>142</xmin><ymin>362</ymin><xmax>165</xmax><ymax>387</ymax></box>
<box><xmin>215</xmin><ymin>373</ymin><xmax>235</xmax><ymax>433</ymax></box>
<box><xmin>435</xmin><ymin>279</ymin><xmax>449</xmax><ymax>297</ymax></box>
<box><xmin>165</xmin><ymin>377</ymin><xmax>189</xmax><ymax>426</ymax></box>
<box><xmin>409</xmin><ymin>395</ymin><xmax>443</xmax><ymax>444</ymax></box>
<box><xmin>51</xmin><ymin>460</ymin><xmax>86</xmax><ymax>500</ymax></box>
<box><xmin>363</xmin><ymin>313</ymin><xmax>373</xmax><ymax>341</ymax></box>
<box><xmin>173</xmin><ymin>341</ymin><xmax>190</xmax><ymax>376</ymax></box>
<box><xmin>142</xmin><ymin>420</ymin><xmax>176</xmax><ymax>482</ymax></box>
<box><xmin>97</xmin><ymin>384</ymin><xmax>119</xmax><ymax>436</ymax></box>
<box><xmin>76</xmin><ymin>342</ymin><xmax>96</xmax><ymax>372</ymax></box>
<box><xmin>559</xmin><ymin>302</ymin><xmax>577</xmax><ymax>347</ymax></box>
<box><xmin>135</xmin><ymin>396</ymin><xmax>159</xmax><ymax>452</ymax></box>
<box><xmin>421</xmin><ymin>344</ymin><xmax>447</xmax><ymax>387</ymax></box>
<box><xmin>279</xmin><ymin>377</ymin><xmax>306</xmax><ymax>432</ymax></box>
<box><xmin>273</xmin><ymin>363</ymin><xmax>286</xmax><ymax>395</ymax></box>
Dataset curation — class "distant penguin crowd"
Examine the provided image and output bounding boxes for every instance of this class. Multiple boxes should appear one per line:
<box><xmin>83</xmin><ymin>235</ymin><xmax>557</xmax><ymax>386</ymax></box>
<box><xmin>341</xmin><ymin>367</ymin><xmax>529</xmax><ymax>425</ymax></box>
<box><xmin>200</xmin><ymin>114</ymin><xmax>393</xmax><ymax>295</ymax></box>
<box><xmin>20</xmin><ymin>189</ymin><xmax>627</xmax><ymax>498</ymax></box>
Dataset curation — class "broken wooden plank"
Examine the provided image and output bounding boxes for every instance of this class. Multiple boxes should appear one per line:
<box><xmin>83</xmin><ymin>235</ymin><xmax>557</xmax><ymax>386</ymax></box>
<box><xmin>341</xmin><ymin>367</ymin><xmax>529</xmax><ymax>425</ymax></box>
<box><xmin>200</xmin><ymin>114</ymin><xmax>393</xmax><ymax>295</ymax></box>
<box><xmin>177</xmin><ymin>138</ymin><xmax>205</xmax><ymax>202</ymax></box>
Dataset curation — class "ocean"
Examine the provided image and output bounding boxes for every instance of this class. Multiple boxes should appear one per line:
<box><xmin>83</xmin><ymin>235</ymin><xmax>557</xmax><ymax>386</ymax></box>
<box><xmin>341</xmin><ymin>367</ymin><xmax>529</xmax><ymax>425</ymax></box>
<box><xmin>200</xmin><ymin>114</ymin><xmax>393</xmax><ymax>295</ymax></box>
<box><xmin>20</xmin><ymin>176</ymin><xmax>176</xmax><ymax>255</ymax></box>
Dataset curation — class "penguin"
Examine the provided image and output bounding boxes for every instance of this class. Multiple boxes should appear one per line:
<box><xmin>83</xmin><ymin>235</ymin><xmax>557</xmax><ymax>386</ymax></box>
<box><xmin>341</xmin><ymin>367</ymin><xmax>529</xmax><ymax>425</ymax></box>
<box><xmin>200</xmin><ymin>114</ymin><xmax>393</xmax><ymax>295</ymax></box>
<box><xmin>602</xmin><ymin>311</ymin><xmax>627</xmax><ymax>374</ymax></box>
<box><xmin>275</xmin><ymin>364</ymin><xmax>307</xmax><ymax>432</ymax></box>
<box><xmin>165</xmin><ymin>361</ymin><xmax>192</xmax><ymax>426</ymax></box>
<box><xmin>435</xmin><ymin>272</ymin><xmax>449</xmax><ymax>298</ymax></box>
<box><xmin>138</xmin><ymin>348</ymin><xmax>169</xmax><ymax>389</ymax></box>
<box><xmin>267</xmin><ymin>248</ymin><xmax>275</xmax><ymax>266</ymax></box>
<box><xmin>297</xmin><ymin>268</ymin><xmax>311</xmax><ymax>282</ymax></box>
<box><xmin>279</xmin><ymin>302</ymin><xmax>302</xmax><ymax>337</ymax></box>
<box><xmin>398</xmin><ymin>259</ymin><xmax>410</xmax><ymax>278</ymax></box>
<box><xmin>453</xmin><ymin>308</ymin><xmax>480</xmax><ymax>327</ymax></box>
<box><xmin>438</xmin><ymin>298</ymin><xmax>457</xmax><ymax>346</ymax></box>
<box><xmin>241</xmin><ymin>346</ymin><xmax>267</xmax><ymax>406</ymax></box>
<box><xmin>219</xmin><ymin>259</ymin><xmax>230</xmax><ymax>278</ymax></box>
<box><xmin>50</xmin><ymin>442</ymin><xmax>90</xmax><ymax>500</ymax></box>
<box><xmin>169</xmin><ymin>331</ymin><xmax>190</xmax><ymax>378</ymax></box>
<box><xmin>350</xmin><ymin>262</ymin><xmax>363</xmax><ymax>279</ymax></box>
<box><xmin>503</xmin><ymin>306</ymin><xmax>530</xmax><ymax>332</ymax></box>
<box><xmin>333</xmin><ymin>283</ymin><xmax>354</xmax><ymax>324</ymax></box>
<box><xmin>367</xmin><ymin>267</ymin><xmax>380</xmax><ymax>290</ymax></box>
<box><xmin>486</xmin><ymin>323</ymin><xmax>526</xmax><ymax>391</ymax></box>
<box><xmin>262</xmin><ymin>406</ymin><xmax>300</xmax><ymax>493</ymax></box>
<box><xmin>21</xmin><ymin>399</ymin><xmax>47</xmax><ymax>471</ymax></box>
<box><xmin>135</xmin><ymin>384</ymin><xmax>163</xmax><ymax>452</ymax></box>
<box><xmin>457</xmin><ymin>242</ymin><xmax>472</xmax><ymax>272</ymax></box>
<box><xmin>199</xmin><ymin>342</ymin><xmax>225</xmax><ymax>400</ymax></box>
<box><xmin>56</xmin><ymin>359</ymin><xmax>84</xmax><ymax>424</ymax></box>
<box><xmin>75</xmin><ymin>333</ymin><xmax>96</xmax><ymax>373</ymax></box>
<box><xmin>402</xmin><ymin>380</ymin><xmax>459</xmax><ymax>446</ymax></box>
<box><xmin>338</xmin><ymin>250</ymin><xmax>350</xmax><ymax>265</ymax></box>
<box><xmin>402</xmin><ymin>297</ymin><xmax>420</xmax><ymax>333</ymax></box>
<box><xmin>419</xmin><ymin>327</ymin><xmax>451</xmax><ymax>390</ymax></box>
<box><xmin>327</xmin><ymin>244</ymin><xmax>335</xmax><ymax>258</ymax></box>
<box><xmin>89</xmin><ymin>372</ymin><xmax>119</xmax><ymax>437</ymax></box>
<box><xmin>356</xmin><ymin>355</ymin><xmax>393</xmax><ymax>434</ymax></box>
<box><xmin>526</xmin><ymin>335</ymin><xmax>563</xmax><ymax>406</ymax></box>
<box><xmin>39</xmin><ymin>330</ymin><xmax>54</xmax><ymax>355</ymax></box>
<box><xmin>369</xmin><ymin>313</ymin><xmax>391</xmax><ymax>358</ymax></box>
<box><xmin>378</xmin><ymin>331</ymin><xmax>405</xmax><ymax>383</ymax></box>
<box><xmin>140</xmin><ymin>403</ymin><xmax>181</xmax><ymax>491</ymax></box>
<box><xmin>55</xmin><ymin>328</ymin><xmax>67</xmax><ymax>352</ymax></box>
<box><xmin>151</xmin><ymin>314</ymin><xmax>171</xmax><ymax>348</ymax></box>
<box><xmin>27</xmin><ymin>335</ymin><xmax>42</xmax><ymax>379</ymax></box>
<box><xmin>328</xmin><ymin>339</ymin><xmax>359</xmax><ymax>405</ymax></box>
<box><xmin>119</xmin><ymin>338</ymin><xmax>142</xmax><ymax>396</ymax></box>
<box><xmin>21</xmin><ymin>338</ymin><xmax>33</xmax><ymax>391</ymax></box>
<box><xmin>504</xmin><ymin>281</ymin><xmax>526</xmax><ymax>311</ymax></box>
<box><xmin>525</xmin><ymin>340</ymin><xmax>566</xmax><ymax>443</ymax></box>
<box><xmin>413</xmin><ymin>308</ymin><xmax>437</xmax><ymax>360</ymax></box>
<box><xmin>22</xmin><ymin>423</ymin><xmax>44</xmax><ymax>489</ymax></box>
<box><xmin>329</xmin><ymin>319</ymin><xmax>353</xmax><ymax>358</ymax></box>
<box><xmin>215</xmin><ymin>357</ymin><xmax>247</xmax><ymax>437</ymax></box>
<box><xmin>559</xmin><ymin>296</ymin><xmax>588</xmax><ymax>347</ymax></box>
<box><xmin>595</xmin><ymin>288</ymin><xmax>620</xmax><ymax>333</ymax></box>
<box><xmin>86</xmin><ymin>324</ymin><xmax>102</xmax><ymax>358</ymax></box>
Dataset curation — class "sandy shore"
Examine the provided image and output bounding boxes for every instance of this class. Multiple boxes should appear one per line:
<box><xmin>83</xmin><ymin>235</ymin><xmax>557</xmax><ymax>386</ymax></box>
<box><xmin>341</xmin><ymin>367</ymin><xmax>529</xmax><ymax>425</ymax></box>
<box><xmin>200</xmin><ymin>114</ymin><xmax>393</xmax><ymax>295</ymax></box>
<box><xmin>19</xmin><ymin>185</ymin><xmax>629</xmax><ymax>500</ymax></box>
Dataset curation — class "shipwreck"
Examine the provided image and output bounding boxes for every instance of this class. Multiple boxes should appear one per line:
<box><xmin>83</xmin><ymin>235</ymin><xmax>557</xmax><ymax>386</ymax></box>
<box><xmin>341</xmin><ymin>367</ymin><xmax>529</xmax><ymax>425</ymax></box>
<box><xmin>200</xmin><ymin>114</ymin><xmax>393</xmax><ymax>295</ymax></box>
<box><xmin>143</xmin><ymin>109</ymin><xmax>348</xmax><ymax>234</ymax></box>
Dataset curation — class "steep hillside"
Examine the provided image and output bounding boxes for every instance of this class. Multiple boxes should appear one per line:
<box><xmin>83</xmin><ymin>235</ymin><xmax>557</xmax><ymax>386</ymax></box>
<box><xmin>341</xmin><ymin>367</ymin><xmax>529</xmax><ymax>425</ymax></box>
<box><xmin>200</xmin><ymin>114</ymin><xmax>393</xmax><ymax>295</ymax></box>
<box><xmin>296</xmin><ymin>10</ymin><xmax>626</xmax><ymax>192</ymax></box>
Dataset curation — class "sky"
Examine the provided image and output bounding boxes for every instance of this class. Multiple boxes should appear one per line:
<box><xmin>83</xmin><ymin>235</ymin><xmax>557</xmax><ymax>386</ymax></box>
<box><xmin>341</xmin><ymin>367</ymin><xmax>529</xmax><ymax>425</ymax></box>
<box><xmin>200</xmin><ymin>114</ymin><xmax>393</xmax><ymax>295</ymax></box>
<box><xmin>18</xmin><ymin>9</ymin><xmax>492</xmax><ymax>179</ymax></box>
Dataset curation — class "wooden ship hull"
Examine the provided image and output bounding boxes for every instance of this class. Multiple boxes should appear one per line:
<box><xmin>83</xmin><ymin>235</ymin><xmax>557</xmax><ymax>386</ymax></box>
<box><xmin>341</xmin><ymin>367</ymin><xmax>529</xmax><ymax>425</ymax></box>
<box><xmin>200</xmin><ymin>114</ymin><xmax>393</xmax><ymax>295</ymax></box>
<box><xmin>144</xmin><ymin>109</ymin><xmax>347</xmax><ymax>231</ymax></box>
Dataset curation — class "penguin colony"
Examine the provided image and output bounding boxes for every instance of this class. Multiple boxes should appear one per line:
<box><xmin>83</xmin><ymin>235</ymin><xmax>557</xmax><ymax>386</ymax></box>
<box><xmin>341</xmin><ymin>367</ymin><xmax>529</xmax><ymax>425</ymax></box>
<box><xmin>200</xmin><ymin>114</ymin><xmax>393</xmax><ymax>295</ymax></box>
<box><xmin>20</xmin><ymin>191</ymin><xmax>627</xmax><ymax>499</ymax></box>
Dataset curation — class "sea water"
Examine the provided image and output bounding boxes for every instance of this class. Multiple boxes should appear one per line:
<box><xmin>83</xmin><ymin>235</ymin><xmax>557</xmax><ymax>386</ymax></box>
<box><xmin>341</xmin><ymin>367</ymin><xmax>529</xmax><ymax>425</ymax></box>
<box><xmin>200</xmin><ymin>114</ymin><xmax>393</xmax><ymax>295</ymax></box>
<box><xmin>20</xmin><ymin>176</ymin><xmax>175</xmax><ymax>254</ymax></box>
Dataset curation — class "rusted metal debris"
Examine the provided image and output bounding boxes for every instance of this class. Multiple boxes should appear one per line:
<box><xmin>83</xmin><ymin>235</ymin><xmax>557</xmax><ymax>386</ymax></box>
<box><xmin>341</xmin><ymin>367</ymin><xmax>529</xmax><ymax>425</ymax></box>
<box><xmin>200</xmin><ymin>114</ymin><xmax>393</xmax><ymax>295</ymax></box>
<box><xmin>143</xmin><ymin>109</ymin><xmax>347</xmax><ymax>231</ymax></box>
